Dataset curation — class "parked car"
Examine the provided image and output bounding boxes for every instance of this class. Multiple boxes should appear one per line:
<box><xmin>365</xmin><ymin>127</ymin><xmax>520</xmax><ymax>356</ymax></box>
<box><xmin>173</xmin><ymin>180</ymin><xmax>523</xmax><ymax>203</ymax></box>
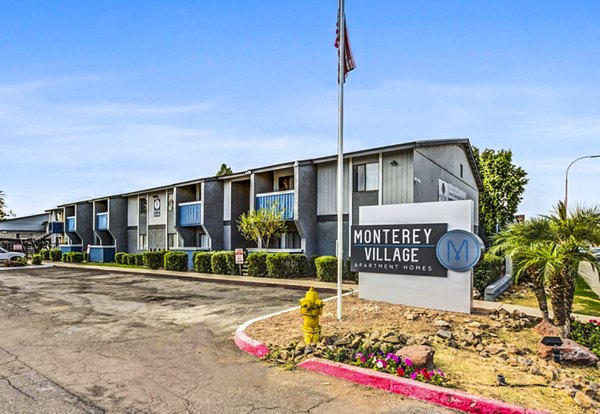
<box><xmin>0</xmin><ymin>247</ymin><xmax>25</xmax><ymax>262</ymax></box>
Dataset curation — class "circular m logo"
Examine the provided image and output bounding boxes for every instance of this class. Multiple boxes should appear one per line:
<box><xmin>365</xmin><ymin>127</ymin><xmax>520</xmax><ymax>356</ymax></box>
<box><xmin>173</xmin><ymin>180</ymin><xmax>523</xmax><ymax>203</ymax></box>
<box><xmin>435</xmin><ymin>230</ymin><xmax>483</xmax><ymax>272</ymax></box>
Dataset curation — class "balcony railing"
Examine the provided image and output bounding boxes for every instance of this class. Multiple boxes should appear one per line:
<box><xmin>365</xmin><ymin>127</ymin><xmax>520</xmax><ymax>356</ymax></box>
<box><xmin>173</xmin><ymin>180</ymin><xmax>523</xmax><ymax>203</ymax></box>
<box><xmin>96</xmin><ymin>212</ymin><xmax>109</xmax><ymax>231</ymax></box>
<box><xmin>48</xmin><ymin>222</ymin><xmax>64</xmax><ymax>234</ymax></box>
<box><xmin>255</xmin><ymin>190</ymin><xmax>294</xmax><ymax>220</ymax></box>
<box><xmin>178</xmin><ymin>201</ymin><xmax>202</xmax><ymax>226</ymax></box>
<box><xmin>66</xmin><ymin>216</ymin><xmax>76</xmax><ymax>233</ymax></box>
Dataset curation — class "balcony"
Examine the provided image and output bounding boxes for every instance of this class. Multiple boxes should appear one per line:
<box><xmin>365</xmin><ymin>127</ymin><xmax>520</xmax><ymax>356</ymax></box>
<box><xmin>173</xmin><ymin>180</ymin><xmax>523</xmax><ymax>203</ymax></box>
<box><xmin>66</xmin><ymin>216</ymin><xmax>76</xmax><ymax>233</ymax></box>
<box><xmin>48</xmin><ymin>222</ymin><xmax>64</xmax><ymax>234</ymax></box>
<box><xmin>96</xmin><ymin>212</ymin><xmax>109</xmax><ymax>231</ymax></box>
<box><xmin>178</xmin><ymin>201</ymin><xmax>202</xmax><ymax>226</ymax></box>
<box><xmin>255</xmin><ymin>190</ymin><xmax>294</xmax><ymax>220</ymax></box>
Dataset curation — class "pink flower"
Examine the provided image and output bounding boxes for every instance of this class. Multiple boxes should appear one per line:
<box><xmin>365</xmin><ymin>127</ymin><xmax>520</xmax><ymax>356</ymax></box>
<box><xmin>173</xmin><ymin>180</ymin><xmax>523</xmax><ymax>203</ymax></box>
<box><xmin>404</xmin><ymin>358</ymin><xmax>412</xmax><ymax>367</ymax></box>
<box><xmin>410</xmin><ymin>372</ymin><xmax>417</xmax><ymax>380</ymax></box>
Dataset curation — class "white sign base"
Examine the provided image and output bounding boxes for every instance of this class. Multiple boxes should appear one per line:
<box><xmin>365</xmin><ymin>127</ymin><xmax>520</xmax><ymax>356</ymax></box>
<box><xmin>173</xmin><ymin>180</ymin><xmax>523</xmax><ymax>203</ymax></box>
<box><xmin>358</xmin><ymin>200</ymin><xmax>475</xmax><ymax>314</ymax></box>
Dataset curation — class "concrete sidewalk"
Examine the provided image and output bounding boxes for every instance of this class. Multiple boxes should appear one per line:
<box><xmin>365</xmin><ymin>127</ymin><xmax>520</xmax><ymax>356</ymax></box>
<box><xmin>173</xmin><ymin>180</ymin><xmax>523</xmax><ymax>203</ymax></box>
<box><xmin>51</xmin><ymin>262</ymin><xmax>357</xmax><ymax>294</ymax></box>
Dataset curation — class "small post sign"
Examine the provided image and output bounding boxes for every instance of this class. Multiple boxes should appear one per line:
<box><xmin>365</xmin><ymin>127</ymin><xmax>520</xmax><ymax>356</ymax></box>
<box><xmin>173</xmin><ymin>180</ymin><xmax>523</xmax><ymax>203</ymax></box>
<box><xmin>351</xmin><ymin>223</ymin><xmax>448</xmax><ymax>277</ymax></box>
<box><xmin>235</xmin><ymin>248</ymin><xmax>244</xmax><ymax>265</ymax></box>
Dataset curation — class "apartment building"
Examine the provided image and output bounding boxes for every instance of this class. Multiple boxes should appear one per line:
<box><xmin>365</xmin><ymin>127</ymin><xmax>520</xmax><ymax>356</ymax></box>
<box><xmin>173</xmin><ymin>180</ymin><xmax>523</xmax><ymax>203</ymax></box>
<box><xmin>52</xmin><ymin>139</ymin><xmax>481</xmax><ymax>263</ymax></box>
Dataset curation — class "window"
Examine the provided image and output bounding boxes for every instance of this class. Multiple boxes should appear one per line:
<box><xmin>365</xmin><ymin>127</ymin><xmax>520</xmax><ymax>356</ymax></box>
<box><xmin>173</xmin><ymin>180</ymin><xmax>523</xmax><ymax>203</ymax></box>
<box><xmin>198</xmin><ymin>234</ymin><xmax>209</xmax><ymax>248</ymax></box>
<box><xmin>353</xmin><ymin>162</ymin><xmax>379</xmax><ymax>192</ymax></box>
<box><xmin>460</xmin><ymin>163</ymin><xmax>464</xmax><ymax>178</ymax></box>
<box><xmin>278</xmin><ymin>176</ymin><xmax>294</xmax><ymax>191</ymax></box>
<box><xmin>139</xmin><ymin>198</ymin><xmax>147</xmax><ymax>214</ymax></box>
<box><xmin>168</xmin><ymin>233</ymin><xmax>177</xmax><ymax>248</ymax></box>
<box><xmin>167</xmin><ymin>192</ymin><xmax>174</xmax><ymax>211</ymax></box>
<box><xmin>138</xmin><ymin>234</ymin><xmax>147</xmax><ymax>250</ymax></box>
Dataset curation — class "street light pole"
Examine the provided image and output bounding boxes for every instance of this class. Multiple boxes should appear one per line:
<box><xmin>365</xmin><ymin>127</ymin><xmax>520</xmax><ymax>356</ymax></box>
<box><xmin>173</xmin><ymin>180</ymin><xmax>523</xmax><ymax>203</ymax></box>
<box><xmin>564</xmin><ymin>155</ymin><xmax>600</xmax><ymax>211</ymax></box>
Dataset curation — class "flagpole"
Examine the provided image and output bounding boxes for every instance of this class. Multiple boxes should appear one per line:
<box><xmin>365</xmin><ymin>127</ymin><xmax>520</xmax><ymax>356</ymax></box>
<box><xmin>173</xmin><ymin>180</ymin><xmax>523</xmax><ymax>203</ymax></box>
<box><xmin>336</xmin><ymin>0</ymin><xmax>346</xmax><ymax>321</ymax></box>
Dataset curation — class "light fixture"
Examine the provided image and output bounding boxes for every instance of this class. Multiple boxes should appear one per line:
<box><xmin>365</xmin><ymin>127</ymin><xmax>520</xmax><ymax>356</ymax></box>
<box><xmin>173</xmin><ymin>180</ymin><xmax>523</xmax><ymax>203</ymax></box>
<box><xmin>390</xmin><ymin>160</ymin><xmax>398</xmax><ymax>166</ymax></box>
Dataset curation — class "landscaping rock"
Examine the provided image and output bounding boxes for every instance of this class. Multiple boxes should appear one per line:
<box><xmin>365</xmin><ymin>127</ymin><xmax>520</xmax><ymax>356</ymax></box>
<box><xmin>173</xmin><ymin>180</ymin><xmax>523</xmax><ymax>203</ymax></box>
<box><xmin>405</xmin><ymin>313</ymin><xmax>415</xmax><ymax>320</ymax></box>
<box><xmin>574</xmin><ymin>391</ymin><xmax>595</xmax><ymax>409</ymax></box>
<box><xmin>537</xmin><ymin>338</ymin><xmax>599</xmax><ymax>366</ymax></box>
<box><xmin>532</xmin><ymin>320</ymin><xmax>560</xmax><ymax>336</ymax></box>
<box><xmin>436</xmin><ymin>329</ymin><xmax>453</xmax><ymax>340</ymax></box>
<box><xmin>395</xmin><ymin>345</ymin><xmax>435</xmax><ymax>370</ymax></box>
<box><xmin>333</xmin><ymin>338</ymin><xmax>351</xmax><ymax>346</ymax></box>
<box><xmin>434</xmin><ymin>319</ymin><xmax>451</xmax><ymax>328</ymax></box>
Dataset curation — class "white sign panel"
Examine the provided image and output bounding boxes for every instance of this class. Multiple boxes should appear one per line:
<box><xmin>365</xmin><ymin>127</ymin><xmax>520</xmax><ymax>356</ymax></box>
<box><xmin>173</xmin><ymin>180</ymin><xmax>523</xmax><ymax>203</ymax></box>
<box><xmin>358</xmin><ymin>200</ymin><xmax>475</xmax><ymax>314</ymax></box>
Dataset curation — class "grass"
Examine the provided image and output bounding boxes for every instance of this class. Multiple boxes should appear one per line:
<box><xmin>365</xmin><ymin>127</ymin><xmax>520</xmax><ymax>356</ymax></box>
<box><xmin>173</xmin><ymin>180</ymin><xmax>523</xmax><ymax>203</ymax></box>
<box><xmin>500</xmin><ymin>275</ymin><xmax>600</xmax><ymax>317</ymax></box>
<box><xmin>78</xmin><ymin>261</ymin><xmax>148</xmax><ymax>270</ymax></box>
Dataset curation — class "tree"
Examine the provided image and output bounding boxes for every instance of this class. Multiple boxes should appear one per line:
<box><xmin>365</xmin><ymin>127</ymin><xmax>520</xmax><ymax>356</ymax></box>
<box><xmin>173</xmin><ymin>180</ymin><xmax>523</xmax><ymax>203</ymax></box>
<box><xmin>237</xmin><ymin>205</ymin><xmax>287</xmax><ymax>252</ymax></box>
<box><xmin>215</xmin><ymin>163</ymin><xmax>233</xmax><ymax>177</ymax></box>
<box><xmin>491</xmin><ymin>201</ymin><xmax>600</xmax><ymax>336</ymax></box>
<box><xmin>473</xmin><ymin>147</ymin><xmax>528</xmax><ymax>238</ymax></box>
<box><xmin>0</xmin><ymin>191</ymin><xmax>12</xmax><ymax>221</ymax></box>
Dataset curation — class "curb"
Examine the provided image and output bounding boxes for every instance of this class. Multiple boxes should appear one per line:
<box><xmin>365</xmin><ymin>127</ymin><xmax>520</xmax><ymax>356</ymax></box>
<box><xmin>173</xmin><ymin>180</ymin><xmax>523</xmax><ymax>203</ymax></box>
<box><xmin>234</xmin><ymin>297</ymin><xmax>551</xmax><ymax>414</ymax></box>
<box><xmin>0</xmin><ymin>264</ymin><xmax>54</xmax><ymax>272</ymax></box>
<box><xmin>297</xmin><ymin>358</ymin><xmax>549</xmax><ymax>414</ymax></box>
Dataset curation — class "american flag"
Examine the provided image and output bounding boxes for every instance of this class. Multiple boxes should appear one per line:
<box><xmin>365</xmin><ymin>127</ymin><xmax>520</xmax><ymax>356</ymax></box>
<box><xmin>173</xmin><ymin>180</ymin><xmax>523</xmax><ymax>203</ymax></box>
<box><xmin>335</xmin><ymin>12</ymin><xmax>356</xmax><ymax>82</ymax></box>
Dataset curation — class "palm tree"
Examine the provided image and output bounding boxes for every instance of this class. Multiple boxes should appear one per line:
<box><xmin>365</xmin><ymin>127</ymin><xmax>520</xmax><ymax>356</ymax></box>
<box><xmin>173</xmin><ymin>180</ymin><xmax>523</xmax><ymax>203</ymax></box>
<box><xmin>491</xmin><ymin>202</ymin><xmax>600</xmax><ymax>337</ymax></box>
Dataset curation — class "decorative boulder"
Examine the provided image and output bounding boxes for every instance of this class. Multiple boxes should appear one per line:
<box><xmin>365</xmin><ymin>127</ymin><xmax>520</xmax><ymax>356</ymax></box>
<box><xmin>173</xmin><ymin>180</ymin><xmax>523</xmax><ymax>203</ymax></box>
<box><xmin>395</xmin><ymin>345</ymin><xmax>435</xmax><ymax>370</ymax></box>
<box><xmin>532</xmin><ymin>320</ymin><xmax>560</xmax><ymax>336</ymax></box>
<box><xmin>537</xmin><ymin>338</ymin><xmax>599</xmax><ymax>366</ymax></box>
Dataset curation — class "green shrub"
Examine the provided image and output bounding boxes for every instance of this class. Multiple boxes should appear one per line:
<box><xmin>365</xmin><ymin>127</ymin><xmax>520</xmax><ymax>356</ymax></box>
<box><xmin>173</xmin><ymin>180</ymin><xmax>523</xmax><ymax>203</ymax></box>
<box><xmin>115</xmin><ymin>252</ymin><xmax>126</xmax><ymax>264</ymax></box>
<box><xmin>308</xmin><ymin>255</ymin><xmax>319</xmax><ymax>277</ymax></box>
<box><xmin>473</xmin><ymin>253</ymin><xmax>503</xmax><ymax>293</ymax></box>
<box><xmin>40</xmin><ymin>250</ymin><xmax>51</xmax><ymax>260</ymax></box>
<box><xmin>211</xmin><ymin>251</ymin><xmax>236</xmax><ymax>275</ymax></box>
<box><xmin>143</xmin><ymin>250</ymin><xmax>166</xmax><ymax>269</ymax></box>
<box><xmin>15</xmin><ymin>257</ymin><xmax>28</xmax><ymax>266</ymax></box>
<box><xmin>62</xmin><ymin>252</ymin><xmax>72</xmax><ymax>262</ymax></box>
<box><xmin>344</xmin><ymin>257</ymin><xmax>358</xmax><ymax>283</ymax></box>
<box><xmin>164</xmin><ymin>251</ymin><xmax>189</xmax><ymax>271</ymax></box>
<box><xmin>247</xmin><ymin>252</ymin><xmax>268</xmax><ymax>277</ymax></box>
<box><xmin>289</xmin><ymin>254</ymin><xmax>308</xmax><ymax>278</ymax></box>
<box><xmin>70</xmin><ymin>252</ymin><xmax>84</xmax><ymax>263</ymax></box>
<box><xmin>315</xmin><ymin>256</ymin><xmax>337</xmax><ymax>282</ymax></box>
<box><xmin>50</xmin><ymin>249</ymin><xmax>62</xmax><ymax>262</ymax></box>
<box><xmin>134</xmin><ymin>254</ymin><xmax>144</xmax><ymax>266</ymax></box>
<box><xmin>570</xmin><ymin>320</ymin><xmax>600</xmax><ymax>358</ymax></box>
<box><xmin>266</xmin><ymin>253</ymin><xmax>292</xmax><ymax>278</ymax></box>
<box><xmin>194</xmin><ymin>252</ymin><xmax>213</xmax><ymax>273</ymax></box>
<box><xmin>31</xmin><ymin>254</ymin><xmax>42</xmax><ymax>265</ymax></box>
<box><xmin>126</xmin><ymin>254</ymin><xmax>136</xmax><ymax>265</ymax></box>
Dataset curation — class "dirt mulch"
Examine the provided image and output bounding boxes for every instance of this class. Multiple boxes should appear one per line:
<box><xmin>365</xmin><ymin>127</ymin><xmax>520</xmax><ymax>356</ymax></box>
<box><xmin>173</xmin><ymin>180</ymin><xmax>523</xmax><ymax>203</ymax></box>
<box><xmin>246</xmin><ymin>294</ymin><xmax>600</xmax><ymax>414</ymax></box>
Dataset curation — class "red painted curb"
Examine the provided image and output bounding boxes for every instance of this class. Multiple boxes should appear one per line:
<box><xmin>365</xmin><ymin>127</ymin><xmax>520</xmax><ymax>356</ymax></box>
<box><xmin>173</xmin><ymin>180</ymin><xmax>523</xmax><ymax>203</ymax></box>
<box><xmin>298</xmin><ymin>358</ymin><xmax>550</xmax><ymax>414</ymax></box>
<box><xmin>234</xmin><ymin>327</ymin><xmax>270</xmax><ymax>359</ymax></box>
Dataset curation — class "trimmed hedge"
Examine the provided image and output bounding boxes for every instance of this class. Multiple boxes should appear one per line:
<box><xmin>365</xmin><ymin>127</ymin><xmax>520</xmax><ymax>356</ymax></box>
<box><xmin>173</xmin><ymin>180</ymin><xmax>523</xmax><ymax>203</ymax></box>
<box><xmin>62</xmin><ymin>252</ymin><xmax>72</xmax><ymax>262</ymax></box>
<box><xmin>315</xmin><ymin>256</ymin><xmax>337</xmax><ymax>282</ymax></box>
<box><xmin>194</xmin><ymin>252</ymin><xmax>213</xmax><ymax>273</ymax></box>
<box><xmin>473</xmin><ymin>253</ymin><xmax>503</xmax><ymax>293</ymax></box>
<box><xmin>143</xmin><ymin>250</ymin><xmax>166</xmax><ymax>269</ymax></box>
<box><xmin>290</xmin><ymin>254</ymin><xmax>308</xmax><ymax>277</ymax></box>
<box><xmin>115</xmin><ymin>252</ymin><xmax>127</xmax><ymax>264</ymax></box>
<box><xmin>266</xmin><ymin>253</ymin><xmax>291</xmax><ymax>278</ymax></box>
<box><xmin>211</xmin><ymin>251</ymin><xmax>236</xmax><ymax>275</ymax></box>
<box><xmin>164</xmin><ymin>251</ymin><xmax>189</xmax><ymax>272</ymax></box>
<box><xmin>247</xmin><ymin>252</ymin><xmax>268</xmax><ymax>277</ymax></box>
<box><xmin>134</xmin><ymin>254</ymin><xmax>144</xmax><ymax>266</ymax></box>
<box><xmin>126</xmin><ymin>254</ymin><xmax>136</xmax><ymax>265</ymax></box>
<box><xmin>50</xmin><ymin>249</ymin><xmax>62</xmax><ymax>261</ymax></box>
<box><xmin>32</xmin><ymin>254</ymin><xmax>42</xmax><ymax>265</ymax></box>
<box><xmin>70</xmin><ymin>252</ymin><xmax>84</xmax><ymax>263</ymax></box>
<box><xmin>40</xmin><ymin>250</ymin><xmax>51</xmax><ymax>260</ymax></box>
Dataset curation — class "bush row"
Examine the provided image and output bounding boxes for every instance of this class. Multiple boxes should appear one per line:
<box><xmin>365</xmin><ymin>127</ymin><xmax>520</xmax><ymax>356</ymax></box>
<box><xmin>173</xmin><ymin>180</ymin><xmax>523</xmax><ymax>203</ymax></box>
<box><xmin>62</xmin><ymin>252</ymin><xmax>85</xmax><ymax>263</ymax></box>
<box><xmin>115</xmin><ymin>252</ymin><xmax>144</xmax><ymax>266</ymax></box>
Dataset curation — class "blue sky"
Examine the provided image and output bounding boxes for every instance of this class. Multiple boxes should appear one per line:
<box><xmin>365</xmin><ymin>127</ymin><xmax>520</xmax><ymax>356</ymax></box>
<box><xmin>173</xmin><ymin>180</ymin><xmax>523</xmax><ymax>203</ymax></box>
<box><xmin>1</xmin><ymin>1</ymin><xmax>599</xmax><ymax>218</ymax></box>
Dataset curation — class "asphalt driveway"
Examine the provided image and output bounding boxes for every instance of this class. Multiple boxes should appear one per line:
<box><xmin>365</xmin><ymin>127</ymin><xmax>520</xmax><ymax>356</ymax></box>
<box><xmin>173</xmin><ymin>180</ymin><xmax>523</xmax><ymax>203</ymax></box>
<box><xmin>0</xmin><ymin>267</ymin><xmax>451</xmax><ymax>414</ymax></box>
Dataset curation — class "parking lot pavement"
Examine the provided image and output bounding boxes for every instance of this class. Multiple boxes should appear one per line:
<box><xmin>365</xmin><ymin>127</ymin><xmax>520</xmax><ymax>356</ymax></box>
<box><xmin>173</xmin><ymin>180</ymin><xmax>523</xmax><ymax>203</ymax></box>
<box><xmin>0</xmin><ymin>267</ymin><xmax>452</xmax><ymax>414</ymax></box>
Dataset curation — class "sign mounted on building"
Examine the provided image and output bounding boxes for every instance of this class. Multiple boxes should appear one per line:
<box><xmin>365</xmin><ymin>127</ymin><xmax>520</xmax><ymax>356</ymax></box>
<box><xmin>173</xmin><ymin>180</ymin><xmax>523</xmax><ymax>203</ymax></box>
<box><xmin>350</xmin><ymin>224</ymin><xmax>448</xmax><ymax>276</ymax></box>
<box><xmin>438</xmin><ymin>179</ymin><xmax>466</xmax><ymax>201</ymax></box>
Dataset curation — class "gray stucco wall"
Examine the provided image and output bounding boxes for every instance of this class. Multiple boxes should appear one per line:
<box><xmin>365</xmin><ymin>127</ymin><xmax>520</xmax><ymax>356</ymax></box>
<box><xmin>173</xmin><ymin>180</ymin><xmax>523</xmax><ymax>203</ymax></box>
<box><xmin>352</xmin><ymin>191</ymin><xmax>379</xmax><ymax>225</ymax></box>
<box><xmin>294</xmin><ymin>163</ymin><xmax>318</xmax><ymax>257</ymax></box>
<box><xmin>316</xmin><ymin>220</ymin><xmax>349</xmax><ymax>257</ymax></box>
<box><xmin>75</xmin><ymin>202</ymin><xmax>94</xmax><ymax>248</ymax></box>
<box><xmin>202</xmin><ymin>179</ymin><xmax>224</xmax><ymax>251</ymax></box>
<box><xmin>174</xmin><ymin>186</ymin><xmax>196</xmax><ymax>246</ymax></box>
<box><xmin>412</xmin><ymin>146</ymin><xmax>479</xmax><ymax>228</ymax></box>
<box><xmin>109</xmin><ymin>197</ymin><xmax>128</xmax><ymax>252</ymax></box>
<box><xmin>230</xmin><ymin>180</ymin><xmax>251</xmax><ymax>249</ymax></box>
<box><xmin>148</xmin><ymin>226</ymin><xmax>166</xmax><ymax>250</ymax></box>
<box><xmin>252</xmin><ymin>172</ymin><xmax>273</xmax><ymax>202</ymax></box>
<box><xmin>127</xmin><ymin>228</ymin><xmax>138</xmax><ymax>253</ymax></box>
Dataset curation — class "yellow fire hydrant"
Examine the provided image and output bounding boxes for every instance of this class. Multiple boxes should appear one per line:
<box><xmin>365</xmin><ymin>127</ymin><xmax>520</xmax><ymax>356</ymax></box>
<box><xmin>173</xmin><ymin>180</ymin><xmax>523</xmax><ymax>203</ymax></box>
<box><xmin>299</xmin><ymin>287</ymin><xmax>324</xmax><ymax>345</ymax></box>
